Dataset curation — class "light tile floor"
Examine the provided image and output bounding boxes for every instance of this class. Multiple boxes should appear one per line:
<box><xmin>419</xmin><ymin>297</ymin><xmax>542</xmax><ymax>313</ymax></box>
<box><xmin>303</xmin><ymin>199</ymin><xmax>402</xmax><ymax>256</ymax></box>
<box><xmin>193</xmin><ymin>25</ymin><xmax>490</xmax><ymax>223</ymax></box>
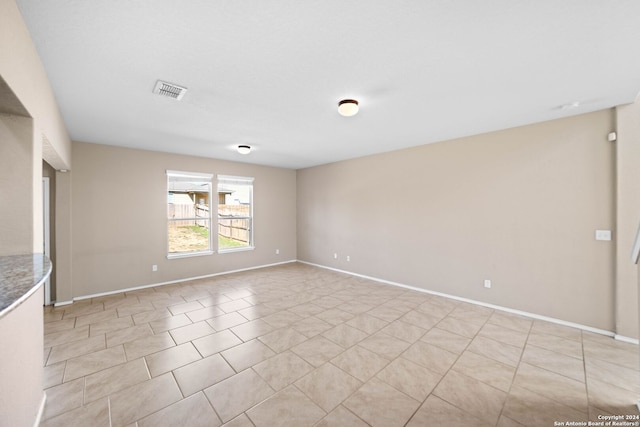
<box><xmin>40</xmin><ymin>263</ymin><xmax>640</xmax><ymax>426</ymax></box>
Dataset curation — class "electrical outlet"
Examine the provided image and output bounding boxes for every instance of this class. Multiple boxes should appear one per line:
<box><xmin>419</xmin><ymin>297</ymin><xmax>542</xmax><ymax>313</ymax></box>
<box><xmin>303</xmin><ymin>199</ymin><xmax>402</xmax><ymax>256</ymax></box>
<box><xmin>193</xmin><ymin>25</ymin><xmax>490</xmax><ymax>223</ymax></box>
<box><xmin>334</xmin><ymin>253</ymin><xmax>338</xmax><ymax>259</ymax></box>
<box><xmin>152</xmin><ymin>265</ymin><xmax>158</xmax><ymax>272</ymax></box>
<box><xmin>275</xmin><ymin>249</ymin><xmax>280</xmax><ymax>255</ymax></box>
<box><xmin>484</xmin><ymin>279</ymin><xmax>491</xmax><ymax>289</ymax></box>
<box><xmin>346</xmin><ymin>255</ymin><xmax>350</xmax><ymax>261</ymax></box>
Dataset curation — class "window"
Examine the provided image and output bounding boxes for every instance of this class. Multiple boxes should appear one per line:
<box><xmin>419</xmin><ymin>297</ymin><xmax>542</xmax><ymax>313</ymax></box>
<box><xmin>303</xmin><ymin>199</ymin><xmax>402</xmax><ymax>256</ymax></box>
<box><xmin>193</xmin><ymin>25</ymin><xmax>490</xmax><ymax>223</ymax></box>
<box><xmin>217</xmin><ymin>175</ymin><xmax>254</xmax><ymax>251</ymax></box>
<box><xmin>167</xmin><ymin>170</ymin><xmax>213</xmax><ymax>257</ymax></box>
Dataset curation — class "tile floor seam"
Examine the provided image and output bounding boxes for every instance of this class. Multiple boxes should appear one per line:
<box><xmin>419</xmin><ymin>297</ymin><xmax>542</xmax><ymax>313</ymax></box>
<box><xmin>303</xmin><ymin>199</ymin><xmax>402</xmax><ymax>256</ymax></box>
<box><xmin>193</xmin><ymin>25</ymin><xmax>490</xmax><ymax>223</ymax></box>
<box><xmin>583</xmin><ymin>347</ymin><xmax>640</xmax><ymax>371</ymax></box>
<box><xmin>236</xmin><ymin>368</ymin><xmax>278</xmax><ymax>420</ymax></box>
<box><xmin>436</xmin><ymin>309</ymin><xmax>516</xmax><ymax>426</ymax></box>
<box><xmin>376</xmin><ymin>359</ymin><xmax>437</xmax><ymax>400</ymax></box>
<box><xmin>170</xmin><ymin>370</ymin><xmax>185</xmax><ymax>399</ymax></box>
<box><xmin>433</xmin><ymin>369</ymin><xmax>508</xmax><ymax>425</ymax></box>
<box><xmin>417</xmin><ymin>327</ymin><xmax>480</xmax><ymax>424</ymax></box>
<box><xmin>219</xmin><ymin>349</ymin><xmax>238</xmax><ymax>374</ymax></box>
<box><xmin>493</xmin><ymin>313</ymin><xmax>533</xmax><ymax>426</ymax></box>
<box><xmin>516</xmin><ymin>380</ymin><xmax>590</xmax><ymax>419</ymax></box>
<box><xmin>312</xmin><ymin>360</ymin><xmax>365</xmax><ymax>399</ymax></box>
<box><xmin>387</xmin><ymin>363</ymin><xmax>436</xmax><ymax>427</ymax></box>
<box><xmin>580</xmin><ymin>330</ymin><xmax>608</xmax><ymax>417</ymax></box>
<box><xmin>141</xmin><ymin>355</ymin><xmax>152</xmax><ymax>380</ymax></box>
<box><xmin>126</xmin><ymin>374</ymin><xmax>184</xmax><ymax>426</ymax></box>
<box><xmin>403</xmin><ymin>403</ymin><xmax>424</xmax><ymax>427</ymax></box>
<box><xmin>525</xmin><ymin>340</ymin><xmax>583</xmax><ymax>361</ymax></box>
<box><xmin>50</xmin><ymin>353</ymin><xmax>62</xmax><ymax>378</ymax></box>
<box><xmin>338</xmin><ymin>404</ymin><xmax>373</xmax><ymax>427</ymax></box>
<box><xmin>48</xmin><ymin>334</ymin><xmax>105</xmax><ymax>366</ymax></box>
<box><xmin>518</xmin><ymin>356</ymin><xmax>588</xmax><ymax>386</ymax></box>
<box><xmin>202</xmin><ymin>390</ymin><xmax>226</xmax><ymax>427</ymax></box>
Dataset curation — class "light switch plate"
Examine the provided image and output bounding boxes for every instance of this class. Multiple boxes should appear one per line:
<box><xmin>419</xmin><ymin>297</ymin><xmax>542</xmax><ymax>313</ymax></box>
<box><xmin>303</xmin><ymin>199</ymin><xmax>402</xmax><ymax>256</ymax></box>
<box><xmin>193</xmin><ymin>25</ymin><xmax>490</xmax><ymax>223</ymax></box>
<box><xmin>595</xmin><ymin>230</ymin><xmax>612</xmax><ymax>241</ymax></box>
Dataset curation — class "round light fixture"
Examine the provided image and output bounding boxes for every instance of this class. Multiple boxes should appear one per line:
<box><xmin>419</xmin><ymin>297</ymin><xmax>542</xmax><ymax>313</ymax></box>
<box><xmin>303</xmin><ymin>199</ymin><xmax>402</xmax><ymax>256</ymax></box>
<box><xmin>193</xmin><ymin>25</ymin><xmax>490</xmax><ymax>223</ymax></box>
<box><xmin>560</xmin><ymin>101</ymin><xmax>580</xmax><ymax>110</ymax></box>
<box><xmin>237</xmin><ymin>145</ymin><xmax>251</xmax><ymax>155</ymax></box>
<box><xmin>338</xmin><ymin>99</ymin><xmax>359</xmax><ymax>117</ymax></box>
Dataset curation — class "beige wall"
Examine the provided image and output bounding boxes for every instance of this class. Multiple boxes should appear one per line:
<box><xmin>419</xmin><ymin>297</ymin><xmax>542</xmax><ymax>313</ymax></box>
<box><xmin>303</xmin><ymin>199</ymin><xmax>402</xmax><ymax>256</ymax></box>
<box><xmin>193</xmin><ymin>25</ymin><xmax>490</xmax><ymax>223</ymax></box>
<box><xmin>615</xmin><ymin>101</ymin><xmax>640</xmax><ymax>339</ymax></box>
<box><xmin>66</xmin><ymin>142</ymin><xmax>296</xmax><ymax>299</ymax></box>
<box><xmin>0</xmin><ymin>286</ymin><xmax>44</xmax><ymax>427</ymax></box>
<box><xmin>0</xmin><ymin>113</ymin><xmax>35</xmax><ymax>256</ymax></box>
<box><xmin>1</xmin><ymin>0</ymin><xmax>73</xmax><ymax>295</ymax></box>
<box><xmin>297</xmin><ymin>110</ymin><xmax>616</xmax><ymax>331</ymax></box>
<box><xmin>0</xmin><ymin>2</ymin><xmax>71</xmax><ymax>425</ymax></box>
<box><xmin>0</xmin><ymin>0</ymin><xmax>71</xmax><ymax>170</ymax></box>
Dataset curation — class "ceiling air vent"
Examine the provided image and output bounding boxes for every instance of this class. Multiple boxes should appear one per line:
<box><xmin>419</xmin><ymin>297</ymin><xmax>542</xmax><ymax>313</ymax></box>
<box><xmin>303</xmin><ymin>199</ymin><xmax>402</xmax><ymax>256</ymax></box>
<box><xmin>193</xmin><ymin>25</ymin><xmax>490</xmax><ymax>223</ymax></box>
<box><xmin>153</xmin><ymin>80</ymin><xmax>187</xmax><ymax>100</ymax></box>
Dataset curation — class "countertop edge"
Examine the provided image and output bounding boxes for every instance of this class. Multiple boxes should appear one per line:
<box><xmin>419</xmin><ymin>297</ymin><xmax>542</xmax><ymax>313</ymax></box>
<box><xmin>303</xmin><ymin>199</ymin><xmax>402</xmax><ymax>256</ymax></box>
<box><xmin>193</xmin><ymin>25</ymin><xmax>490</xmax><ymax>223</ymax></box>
<box><xmin>0</xmin><ymin>254</ymin><xmax>52</xmax><ymax>319</ymax></box>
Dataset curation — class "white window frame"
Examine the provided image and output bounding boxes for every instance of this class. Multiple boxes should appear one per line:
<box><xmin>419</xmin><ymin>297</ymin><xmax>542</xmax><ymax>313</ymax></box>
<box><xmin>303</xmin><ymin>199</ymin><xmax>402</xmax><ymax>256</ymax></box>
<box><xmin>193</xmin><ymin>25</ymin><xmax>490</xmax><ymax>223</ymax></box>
<box><xmin>167</xmin><ymin>170</ymin><xmax>214</xmax><ymax>259</ymax></box>
<box><xmin>217</xmin><ymin>175</ymin><xmax>254</xmax><ymax>253</ymax></box>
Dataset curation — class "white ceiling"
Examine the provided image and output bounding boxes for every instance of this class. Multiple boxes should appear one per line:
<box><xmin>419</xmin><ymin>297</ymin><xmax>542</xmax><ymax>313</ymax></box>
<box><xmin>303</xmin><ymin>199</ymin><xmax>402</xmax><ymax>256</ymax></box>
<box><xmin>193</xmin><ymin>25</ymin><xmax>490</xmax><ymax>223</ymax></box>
<box><xmin>15</xmin><ymin>0</ymin><xmax>640</xmax><ymax>170</ymax></box>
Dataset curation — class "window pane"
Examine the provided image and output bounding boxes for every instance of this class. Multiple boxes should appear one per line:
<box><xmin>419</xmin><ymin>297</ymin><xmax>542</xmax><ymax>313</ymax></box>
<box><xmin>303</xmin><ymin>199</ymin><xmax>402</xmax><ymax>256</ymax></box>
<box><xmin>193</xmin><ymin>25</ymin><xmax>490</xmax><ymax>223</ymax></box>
<box><xmin>168</xmin><ymin>172</ymin><xmax>212</xmax><ymax>255</ymax></box>
<box><xmin>168</xmin><ymin>221</ymin><xmax>210</xmax><ymax>253</ymax></box>
<box><xmin>218</xmin><ymin>177</ymin><xmax>253</xmax><ymax>250</ymax></box>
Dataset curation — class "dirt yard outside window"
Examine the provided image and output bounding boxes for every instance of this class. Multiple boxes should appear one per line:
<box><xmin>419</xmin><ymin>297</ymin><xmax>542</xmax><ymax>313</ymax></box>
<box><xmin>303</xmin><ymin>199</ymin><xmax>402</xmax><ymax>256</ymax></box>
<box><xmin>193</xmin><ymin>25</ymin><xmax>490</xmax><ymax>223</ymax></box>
<box><xmin>168</xmin><ymin>225</ymin><xmax>246</xmax><ymax>253</ymax></box>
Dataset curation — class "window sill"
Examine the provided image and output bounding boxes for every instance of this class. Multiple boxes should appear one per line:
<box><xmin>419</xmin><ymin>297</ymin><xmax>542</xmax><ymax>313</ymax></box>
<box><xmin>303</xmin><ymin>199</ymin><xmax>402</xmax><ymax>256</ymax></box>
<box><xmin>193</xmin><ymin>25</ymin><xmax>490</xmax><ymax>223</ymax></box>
<box><xmin>167</xmin><ymin>250</ymin><xmax>214</xmax><ymax>260</ymax></box>
<box><xmin>218</xmin><ymin>246</ymin><xmax>255</xmax><ymax>254</ymax></box>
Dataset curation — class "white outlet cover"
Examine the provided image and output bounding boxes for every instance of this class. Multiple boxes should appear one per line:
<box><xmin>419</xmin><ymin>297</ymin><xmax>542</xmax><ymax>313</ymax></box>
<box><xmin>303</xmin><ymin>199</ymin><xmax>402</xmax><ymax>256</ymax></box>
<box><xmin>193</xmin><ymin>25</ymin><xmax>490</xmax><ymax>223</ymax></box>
<box><xmin>595</xmin><ymin>230</ymin><xmax>612</xmax><ymax>241</ymax></box>
<box><xmin>484</xmin><ymin>279</ymin><xmax>491</xmax><ymax>288</ymax></box>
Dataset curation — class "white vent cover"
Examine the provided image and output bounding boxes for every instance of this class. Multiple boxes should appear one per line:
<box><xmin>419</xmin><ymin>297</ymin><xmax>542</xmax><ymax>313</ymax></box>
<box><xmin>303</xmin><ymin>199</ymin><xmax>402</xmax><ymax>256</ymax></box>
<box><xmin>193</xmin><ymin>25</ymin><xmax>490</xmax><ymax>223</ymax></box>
<box><xmin>153</xmin><ymin>80</ymin><xmax>187</xmax><ymax>100</ymax></box>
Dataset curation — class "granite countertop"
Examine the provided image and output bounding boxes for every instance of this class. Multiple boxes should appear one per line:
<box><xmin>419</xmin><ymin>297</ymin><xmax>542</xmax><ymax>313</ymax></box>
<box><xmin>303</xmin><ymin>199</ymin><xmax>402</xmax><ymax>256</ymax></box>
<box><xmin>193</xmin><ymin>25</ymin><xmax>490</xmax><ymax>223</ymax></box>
<box><xmin>0</xmin><ymin>254</ymin><xmax>51</xmax><ymax>317</ymax></box>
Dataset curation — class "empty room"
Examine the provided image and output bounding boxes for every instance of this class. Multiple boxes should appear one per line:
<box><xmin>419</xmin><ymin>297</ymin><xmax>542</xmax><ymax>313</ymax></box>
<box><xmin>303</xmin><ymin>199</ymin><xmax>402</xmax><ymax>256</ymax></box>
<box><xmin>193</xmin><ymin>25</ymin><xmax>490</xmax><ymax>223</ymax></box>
<box><xmin>2</xmin><ymin>1</ymin><xmax>640</xmax><ymax>426</ymax></box>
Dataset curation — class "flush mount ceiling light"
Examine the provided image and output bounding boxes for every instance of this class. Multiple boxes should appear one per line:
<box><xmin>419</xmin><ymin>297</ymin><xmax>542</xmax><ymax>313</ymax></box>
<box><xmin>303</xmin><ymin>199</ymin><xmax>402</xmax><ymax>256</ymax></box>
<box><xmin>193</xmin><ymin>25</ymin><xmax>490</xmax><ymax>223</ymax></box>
<box><xmin>237</xmin><ymin>145</ymin><xmax>251</xmax><ymax>155</ymax></box>
<box><xmin>338</xmin><ymin>99</ymin><xmax>359</xmax><ymax>117</ymax></box>
<box><xmin>560</xmin><ymin>101</ymin><xmax>581</xmax><ymax>110</ymax></box>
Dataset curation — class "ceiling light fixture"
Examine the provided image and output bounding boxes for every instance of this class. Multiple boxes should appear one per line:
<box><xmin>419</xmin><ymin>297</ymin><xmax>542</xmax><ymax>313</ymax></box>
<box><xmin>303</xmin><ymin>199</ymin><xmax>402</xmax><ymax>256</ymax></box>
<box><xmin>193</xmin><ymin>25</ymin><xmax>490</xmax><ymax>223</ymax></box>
<box><xmin>338</xmin><ymin>99</ymin><xmax>359</xmax><ymax>117</ymax></box>
<box><xmin>560</xmin><ymin>101</ymin><xmax>581</xmax><ymax>110</ymax></box>
<box><xmin>237</xmin><ymin>145</ymin><xmax>251</xmax><ymax>155</ymax></box>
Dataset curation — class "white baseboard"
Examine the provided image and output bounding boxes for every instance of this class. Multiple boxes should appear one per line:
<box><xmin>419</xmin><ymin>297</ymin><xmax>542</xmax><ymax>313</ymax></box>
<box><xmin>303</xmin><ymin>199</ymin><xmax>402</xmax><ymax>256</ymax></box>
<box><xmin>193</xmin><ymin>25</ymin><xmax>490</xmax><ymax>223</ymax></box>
<box><xmin>34</xmin><ymin>393</ymin><xmax>46</xmax><ymax>427</ymax></box>
<box><xmin>66</xmin><ymin>260</ymin><xmax>297</xmax><ymax>303</ymax></box>
<box><xmin>299</xmin><ymin>260</ymin><xmax>624</xmax><ymax>340</ymax></box>
<box><xmin>615</xmin><ymin>334</ymin><xmax>640</xmax><ymax>345</ymax></box>
<box><xmin>53</xmin><ymin>300</ymin><xmax>73</xmax><ymax>307</ymax></box>
<box><xmin>52</xmin><ymin>258</ymin><xmax>637</xmax><ymax>343</ymax></box>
